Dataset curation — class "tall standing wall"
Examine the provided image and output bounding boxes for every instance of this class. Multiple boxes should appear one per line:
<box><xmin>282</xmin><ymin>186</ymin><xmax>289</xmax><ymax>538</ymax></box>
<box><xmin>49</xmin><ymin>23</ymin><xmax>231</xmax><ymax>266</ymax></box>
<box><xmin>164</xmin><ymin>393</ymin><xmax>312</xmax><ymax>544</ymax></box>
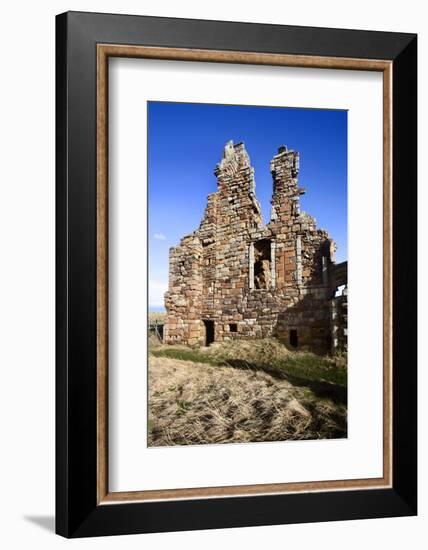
<box><xmin>164</xmin><ymin>141</ymin><xmax>346</xmax><ymax>353</ymax></box>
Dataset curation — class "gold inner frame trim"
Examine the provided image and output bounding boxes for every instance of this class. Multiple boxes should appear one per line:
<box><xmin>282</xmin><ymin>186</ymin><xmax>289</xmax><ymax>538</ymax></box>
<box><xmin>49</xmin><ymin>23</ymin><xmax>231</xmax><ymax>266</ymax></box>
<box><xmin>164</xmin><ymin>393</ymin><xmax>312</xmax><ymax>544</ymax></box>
<box><xmin>96</xmin><ymin>44</ymin><xmax>393</xmax><ymax>505</ymax></box>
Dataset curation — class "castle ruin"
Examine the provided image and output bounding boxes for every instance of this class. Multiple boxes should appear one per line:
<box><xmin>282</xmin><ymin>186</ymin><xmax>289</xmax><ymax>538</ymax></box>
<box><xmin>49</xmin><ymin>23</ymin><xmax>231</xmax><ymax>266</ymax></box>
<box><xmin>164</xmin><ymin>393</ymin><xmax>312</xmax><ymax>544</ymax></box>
<box><xmin>164</xmin><ymin>141</ymin><xmax>347</xmax><ymax>353</ymax></box>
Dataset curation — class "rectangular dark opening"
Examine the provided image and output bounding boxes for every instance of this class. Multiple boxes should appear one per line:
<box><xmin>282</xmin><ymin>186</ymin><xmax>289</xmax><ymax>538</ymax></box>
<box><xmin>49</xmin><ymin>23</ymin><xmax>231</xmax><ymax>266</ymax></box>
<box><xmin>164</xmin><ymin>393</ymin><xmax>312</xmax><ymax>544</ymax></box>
<box><xmin>325</xmin><ymin>333</ymin><xmax>332</xmax><ymax>352</ymax></box>
<box><xmin>229</xmin><ymin>323</ymin><xmax>237</xmax><ymax>333</ymax></box>
<box><xmin>149</xmin><ymin>322</ymin><xmax>164</xmax><ymax>342</ymax></box>
<box><xmin>289</xmin><ymin>329</ymin><xmax>298</xmax><ymax>348</ymax></box>
<box><xmin>254</xmin><ymin>238</ymin><xmax>272</xmax><ymax>289</ymax></box>
<box><xmin>203</xmin><ymin>320</ymin><xmax>214</xmax><ymax>346</ymax></box>
<box><xmin>155</xmin><ymin>324</ymin><xmax>164</xmax><ymax>341</ymax></box>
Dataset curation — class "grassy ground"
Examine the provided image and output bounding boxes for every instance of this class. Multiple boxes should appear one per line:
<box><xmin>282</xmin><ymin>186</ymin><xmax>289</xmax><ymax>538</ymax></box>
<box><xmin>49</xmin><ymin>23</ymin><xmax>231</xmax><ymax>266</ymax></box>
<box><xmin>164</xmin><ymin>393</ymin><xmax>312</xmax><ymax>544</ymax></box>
<box><xmin>148</xmin><ymin>339</ymin><xmax>347</xmax><ymax>447</ymax></box>
<box><xmin>151</xmin><ymin>339</ymin><xmax>347</xmax><ymax>386</ymax></box>
<box><xmin>149</xmin><ymin>311</ymin><xmax>166</xmax><ymax>324</ymax></box>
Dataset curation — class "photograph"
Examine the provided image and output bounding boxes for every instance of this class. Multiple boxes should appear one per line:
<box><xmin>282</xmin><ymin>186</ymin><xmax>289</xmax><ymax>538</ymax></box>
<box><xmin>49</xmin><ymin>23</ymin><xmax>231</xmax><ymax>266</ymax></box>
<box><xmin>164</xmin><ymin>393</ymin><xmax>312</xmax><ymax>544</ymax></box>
<box><xmin>147</xmin><ymin>101</ymin><xmax>348</xmax><ymax>447</ymax></box>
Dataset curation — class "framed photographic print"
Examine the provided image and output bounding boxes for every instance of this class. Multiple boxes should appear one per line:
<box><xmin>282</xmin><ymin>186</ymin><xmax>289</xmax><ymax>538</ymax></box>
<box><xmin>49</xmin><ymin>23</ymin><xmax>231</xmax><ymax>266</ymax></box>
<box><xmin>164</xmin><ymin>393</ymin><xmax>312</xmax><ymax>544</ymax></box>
<box><xmin>56</xmin><ymin>11</ymin><xmax>417</xmax><ymax>538</ymax></box>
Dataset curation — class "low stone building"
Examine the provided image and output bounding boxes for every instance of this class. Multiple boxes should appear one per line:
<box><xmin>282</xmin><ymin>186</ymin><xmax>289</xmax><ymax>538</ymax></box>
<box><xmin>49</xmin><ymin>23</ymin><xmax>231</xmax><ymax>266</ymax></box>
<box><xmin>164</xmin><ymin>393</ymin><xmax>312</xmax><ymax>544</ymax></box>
<box><xmin>164</xmin><ymin>141</ymin><xmax>347</xmax><ymax>353</ymax></box>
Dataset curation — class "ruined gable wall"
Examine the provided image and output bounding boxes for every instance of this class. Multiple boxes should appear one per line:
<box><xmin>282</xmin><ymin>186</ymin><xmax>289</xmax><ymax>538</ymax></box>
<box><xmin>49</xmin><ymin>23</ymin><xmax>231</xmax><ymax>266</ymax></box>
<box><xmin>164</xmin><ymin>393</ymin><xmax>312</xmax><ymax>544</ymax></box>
<box><xmin>268</xmin><ymin>147</ymin><xmax>334</xmax><ymax>350</ymax></box>
<box><xmin>164</xmin><ymin>141</ymin><xmax>263</xmax><ymax>345</ymax></box>
<box><xmin>209</xmin><ymin>142</ymin><xmax>263</xmax><ymax>341</ymax></box>
<box><xmin>164</xmin><ymin>141</ymin><xmax>341</xmax><ymax>352</ymax></box>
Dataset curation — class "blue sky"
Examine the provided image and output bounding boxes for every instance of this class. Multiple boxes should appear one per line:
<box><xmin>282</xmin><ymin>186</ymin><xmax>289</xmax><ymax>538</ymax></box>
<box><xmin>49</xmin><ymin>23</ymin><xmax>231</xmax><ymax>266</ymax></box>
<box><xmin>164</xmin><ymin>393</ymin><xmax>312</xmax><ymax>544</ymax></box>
<box><xmin>148</xmin><ymin>101</ymin><xmax>347</xmax><ymax>310</ymax></box>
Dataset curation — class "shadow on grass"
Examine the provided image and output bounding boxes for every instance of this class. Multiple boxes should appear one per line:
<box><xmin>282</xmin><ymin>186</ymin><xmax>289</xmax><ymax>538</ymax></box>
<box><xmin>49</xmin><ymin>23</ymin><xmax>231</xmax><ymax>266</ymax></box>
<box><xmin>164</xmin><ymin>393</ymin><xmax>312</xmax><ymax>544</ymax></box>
<box><xmin>224</xmin><ymin>359</ymin><xmax>347</xmax><ymax>405</ymax></box>
<box><xmin>151</xmin><ymin>348</ymin><xmax>347</xmax><ymax>405</ymax></box>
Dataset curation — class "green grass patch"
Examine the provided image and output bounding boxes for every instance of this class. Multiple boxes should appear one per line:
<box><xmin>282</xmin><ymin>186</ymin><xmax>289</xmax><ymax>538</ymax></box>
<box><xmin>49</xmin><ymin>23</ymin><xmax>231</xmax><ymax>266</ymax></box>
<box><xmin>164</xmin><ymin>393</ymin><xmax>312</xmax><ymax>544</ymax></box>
<box><xmin>278</xmin><ymin>355</ymin><xmax>347</xmax><ymax>386</ymax></box>
<box><xmin>151</xmin><ymin>348</ymin><xmax>222</xmax><ymax>365</ymax></box>
<box><xmin>151</xmin><ymin>346</ymin><xmax>347</xmax><ymax>388</ymax></box>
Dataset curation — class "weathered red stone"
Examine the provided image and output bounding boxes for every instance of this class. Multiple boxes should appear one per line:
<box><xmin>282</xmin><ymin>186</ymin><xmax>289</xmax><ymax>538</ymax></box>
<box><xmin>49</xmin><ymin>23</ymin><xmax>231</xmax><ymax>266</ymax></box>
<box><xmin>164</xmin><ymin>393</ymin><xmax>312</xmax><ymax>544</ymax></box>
<box><xmin>164</xmin><ymin>142</ymin><xmax>347</xmax><ymax>352</ymax></box>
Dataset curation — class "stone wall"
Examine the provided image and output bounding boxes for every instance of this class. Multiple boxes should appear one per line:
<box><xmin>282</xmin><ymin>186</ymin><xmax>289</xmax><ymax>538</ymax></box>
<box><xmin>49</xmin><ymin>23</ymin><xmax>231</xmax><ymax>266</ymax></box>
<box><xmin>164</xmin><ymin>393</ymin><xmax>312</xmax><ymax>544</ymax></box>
<box><xmin>164</xmin><ymin>141</ymin><xmax>347</xmax><ymax>353</ymax></box>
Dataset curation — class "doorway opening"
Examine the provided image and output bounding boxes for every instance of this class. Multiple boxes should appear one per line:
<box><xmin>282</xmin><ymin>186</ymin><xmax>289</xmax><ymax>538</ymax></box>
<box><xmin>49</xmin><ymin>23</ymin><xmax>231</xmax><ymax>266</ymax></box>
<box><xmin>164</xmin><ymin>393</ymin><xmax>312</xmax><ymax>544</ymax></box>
<box><xmin>203</xmin><ymin>320</ymin><xmax>214</xmax><ymax>346</ymax></box>
<box><xmin>289</xmin><ymin>329</ymin><xmax>298</xmax><ymax>348</ymax></box>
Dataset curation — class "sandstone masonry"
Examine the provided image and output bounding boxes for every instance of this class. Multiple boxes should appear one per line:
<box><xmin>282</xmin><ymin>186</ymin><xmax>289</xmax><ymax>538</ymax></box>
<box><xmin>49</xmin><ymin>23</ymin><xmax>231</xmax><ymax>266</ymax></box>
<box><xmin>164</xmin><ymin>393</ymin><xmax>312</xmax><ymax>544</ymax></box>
<box><xmin>164</xmin><ymin>141</ymin><xmax>347</xmax><ymax>353</ymax></box>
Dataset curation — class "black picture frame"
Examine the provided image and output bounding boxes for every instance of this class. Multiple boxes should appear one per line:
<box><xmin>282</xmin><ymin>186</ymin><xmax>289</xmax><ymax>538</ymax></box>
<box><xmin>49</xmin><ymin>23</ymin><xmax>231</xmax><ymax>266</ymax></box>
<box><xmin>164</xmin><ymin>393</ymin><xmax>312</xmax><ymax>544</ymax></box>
<box><xmin>56</xmin><ymin>11</ymin><xmax>417</xmax><ymax>538</ymax></box>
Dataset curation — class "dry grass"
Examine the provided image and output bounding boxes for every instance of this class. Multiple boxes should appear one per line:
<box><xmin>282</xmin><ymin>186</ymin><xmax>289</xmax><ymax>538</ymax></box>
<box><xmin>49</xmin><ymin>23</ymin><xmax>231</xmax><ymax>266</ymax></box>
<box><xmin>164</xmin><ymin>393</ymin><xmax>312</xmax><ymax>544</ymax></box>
<box><xmin>151</xmin><ymin>338</ymin><xmax>347</xmax><ymax>387</ymax></box>
<box><xmin>148</xmin><ymin>312</ymin><xmax>166</xmax><ymax>347</ymax></box>
<box><xmin>148</xmin><ymin>343</ymin><xmax>347</xmax><ymax>447</ymax></box>
<box><xmin>204</xmin><ymin>338</ymin><xmax>291</xmax><ymax>364</ymax></box>
<box><xmin>148</xmin><ymin>311</ymin><xmax>166</xmax><ymax>324</ymax></box>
